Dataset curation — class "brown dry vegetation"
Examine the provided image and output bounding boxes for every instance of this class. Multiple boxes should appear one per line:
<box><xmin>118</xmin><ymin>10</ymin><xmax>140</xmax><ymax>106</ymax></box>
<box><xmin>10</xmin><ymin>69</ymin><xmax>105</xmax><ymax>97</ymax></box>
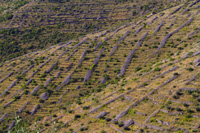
<box><xmin>0</xmin><ymin>0</ymin><xmax>200</xmax><ymax>132</ymax></box>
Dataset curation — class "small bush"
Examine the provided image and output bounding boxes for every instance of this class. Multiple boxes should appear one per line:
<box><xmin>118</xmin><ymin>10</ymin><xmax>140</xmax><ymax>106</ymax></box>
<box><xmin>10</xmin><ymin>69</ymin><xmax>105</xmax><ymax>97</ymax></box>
<box><xmin>174</xmin><ymin>72</ymin><xmax>179</xmax><ymax>76</ymax></box>
<box><xmin>99</xmin><ymin>116</ymin><xmax>105</xmax><ymax>119</ymax></box>
<box><xmin>186</xmin><ymin>109</ymin><xmax>194</xmax><ymax>114</ymax></box>
<box><xmin>74</xmin><ymin>115</ymin><xmax>81</xmax><ymax>119</ymax></box>
<box><xmin>166</xmin><ymin>101</ymin><xmax>172</xmax><ymax>105</ymax></box>
<box><xmin>154</xmin><ymin>67</ymin><xmax>161</xmax><ymax>71</ymax></box>
<box><xmin>100</xmin><ymin>130</ymin><xmax>106</xmax><ymax>133</ymax></box>
<box><xmin>114</xmin><ymin>120</ymin><xmax>118</xmax><ymax>125</ymax></box>
<box><xmin>196</xmin><ymin>107</ymin><xmax>200</xmax><ymax>112</ymax></box>
<box><xmin>38</xmin><ymin>99</ymin><xmax>44</xmax><ymax>103</ymax></box>
<box><xmin>197</xmin><ymin>98</ymin><xmax>200</xmax><ymax>102</ymax></box>
<box><xmin>135</xmin><ymin>66</ymin><xmax>142</xmax><ymax>72</ymax></box>
<box><xmin>183</xmin><ymin>103</ymin><xmax>189</xmax><ymax>107</ymax></box>
<box><xmin>69</xmin><ymin>110</ymin><xmax>74</xmax><ymax>114</ymax></box>
<box><xmin>83</xmin><ymin>106</ymin><xmax>90</xmax><ymax>110</ymax></box>
<box><xmin>176</xmin><ymin>107</ymin><xmax>182</xmax><ymax>112</ymax></box>
<box><xmin>124</xmin><ymin>127</ymin><xmax>130</xmax><ymax>130</ymax></box>
<box><xmin>53</xmin><ymin>114</ymin><xmax>57</xmax><ymax>117</ymax></box>
<box><xmin>106</xmin><ymin>118</ymin><xmax>111</xmax><ymax>122</ymax></box>
<box><xmin>187</xmin><ymin>67</ymin><xmax>194</xmax><ymax>71</ymax></box>
<box><xmin>118</xmin><ymin>122</ymin><xmax>124</xmax><ymax>127</ymax></box>
<box><xmin>24</xmin><ymin>90</ymin><xmax>29</xmax><ymax>95</ymax></box>
<box><xmin>143</xmin><ymin>83</ymin><xmax>148</xmax><ymax>86</ymax></box>
<box><xmin>173</xmin><ymin>95</ymin><xmax>179</xmax><ymax>99</ymax></box>
<box><xmin>167</xmin><ymin>106</ymin><xmax>171</xmax><ymax>110</ymax></box>
<box><xmin>127</xmin><ymin>87</ymin><xmax>131</xmax><ymax>90</ymax></box>
<box><xmin>45</xmin><ymin>123</ymin><xmax>50</xmax><ymax>126</ymax></box>
<box><xmin>176</xmin><ymin>91</ymin><xmax>183</xmax><ymax>96</ymax></box>
<box><xmin>192</xmin><ymin>94</ymin><xmax>198</xmax><ymax>98</ymax></box>
<box><xmin>150</xmin><ymin>118</ymin><xmax>157</xmax><ymax>122</ymax></box>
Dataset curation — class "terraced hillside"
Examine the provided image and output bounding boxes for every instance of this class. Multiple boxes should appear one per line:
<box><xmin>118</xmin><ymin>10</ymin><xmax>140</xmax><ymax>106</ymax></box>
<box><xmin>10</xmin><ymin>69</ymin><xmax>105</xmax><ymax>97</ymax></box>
<box><xmin>0</xmin><ymin>0</ymin><xmax>200</xmax><ymax>132</ymax></box>
<box><xmin>0</xmin><ymin>0</ymin><xmax>184</xmax><ymax>62</ymax></box>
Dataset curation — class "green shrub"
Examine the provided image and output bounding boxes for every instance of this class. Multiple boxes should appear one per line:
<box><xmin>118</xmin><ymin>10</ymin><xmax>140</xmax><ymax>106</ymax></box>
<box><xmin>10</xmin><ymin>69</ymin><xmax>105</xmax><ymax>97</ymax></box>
<box><xmin>124</xmin><ymin>127</ymin><xmax>130</xmax><ymax>130</ymax></box>
<box><xmin>127</xmin><ymin>87</ymin><xmax>131</xmax><ymax>90</ymax></box>
<box><xmin>187</xmin><ymin>67</ymin><xmax>194</xmax><ymax>71</ymax></box>
<box><xmin>83</xmin><ymin>106</ymin><xmax>90</xmax><ymax>110</ymax></box>
<box><xmin>114</xmin><ymin>120</ymin><xmax>118</xmax><ymax>125</ymax></box>
<box><xmin>173</xmin><ymin>95</ymin><xmax>179</xmax><ymax>99</ymax></box>
<box><xmin>135</xmin><ymin>66</ymin><xmax>142</xmax><ymax>72</ymax></box>
<box><xmin>99</xmin><ymin>116</ymin><xmax>105</xmax><ymax>119</ymax></box>
<box><xmin>174</xmin><ymin>72</ymin><xmax>179</xmax><ymax>76</ymax></box>
<box><xmin>38</xmin><ymin>99</ymin><xmax>44</xmax><ymax>103</ymax></box>
<box><xmin>45</xmin><ymin>123</ymin><xmax>50</xmax><ymax>126</ymax></box>
<box><xmin>150</xmin><ymin>118</ymin><xmax>157</xmax><ymax>122</ymax></box>
<box><xmin>183</xmin><ymin>103</ymin><xmax>189</xmax><ymax>107</ymax></box>
<box><xmin>74</xmin><ymin>115</ymin><xmax>81</xmax><ymax>119</ymax></box>
<box><xmin>154</xmin><ymin>67</ymin><xmax>161</xmax><ymax>71</ymax></box>
<box><xmin>106</xmin><ymin>118</ymin><xmax>111</xmax><ymax>122</ymax></box>
<box><xmin>197</xmin><ymin>99</ymin><xmax>200</xmax><ymax>102</ymax></box>
<box><xmin>69</xmin><ymin>110</ymin><xmax>74</xmax><ymax>113</ymax></box>
<box><xmin>118</xmin><ymin>122</ymin><xmax>124</xmax><ymax>127</ymax></box>
<box><xmin>100</xmin><ymin>130</ymin><xmax>106</xmax><ymax>133</ymax></box>
<box><xmin>143</xmin><ymin>83</ymin><xmax>148</xmax><ymax>86</ymax></box>
<box><xmin>165</xmin><ymin>101</ymin><xmax>172</xmax><ymax>105</ymax></box>
<box><xmin>186</xmin><ymin>109</ymin><xmax>194</xmax><ymax>114</ymax></box>
<box><xmin>176</xmin><ymin>107</ymin><xmax>182</xmax><ymax>112</ymax></box>
<box><xmin>196</xmin><ymin>107</ymin><xmax>200</xmax><ymax>112</ymax></box>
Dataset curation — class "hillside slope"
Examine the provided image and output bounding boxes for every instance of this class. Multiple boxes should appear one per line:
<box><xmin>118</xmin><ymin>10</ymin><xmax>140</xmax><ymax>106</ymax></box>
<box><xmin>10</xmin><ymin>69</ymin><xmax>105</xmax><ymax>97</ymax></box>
<box><xmin>0</xmin><ymin>0</ymin><xmax>185</xmax><ymax>62</ymax></box>
<box><xmin>0</xmin><ymin>0</ymin><xmax>200</xmax><ymax>132</ymax></box>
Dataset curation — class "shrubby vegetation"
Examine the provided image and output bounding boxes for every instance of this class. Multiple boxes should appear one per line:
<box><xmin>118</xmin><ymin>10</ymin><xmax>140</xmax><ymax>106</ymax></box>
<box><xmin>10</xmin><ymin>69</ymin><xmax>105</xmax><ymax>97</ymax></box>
<box><xmin>0</xmin><ymin>27</ymin><xmax>83</xmax><ymax>62</ymax></box>
<box><xmin>0</xmin><ymin>13</ymin><xmax>13</xmax><ymax>23</ymax></box>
